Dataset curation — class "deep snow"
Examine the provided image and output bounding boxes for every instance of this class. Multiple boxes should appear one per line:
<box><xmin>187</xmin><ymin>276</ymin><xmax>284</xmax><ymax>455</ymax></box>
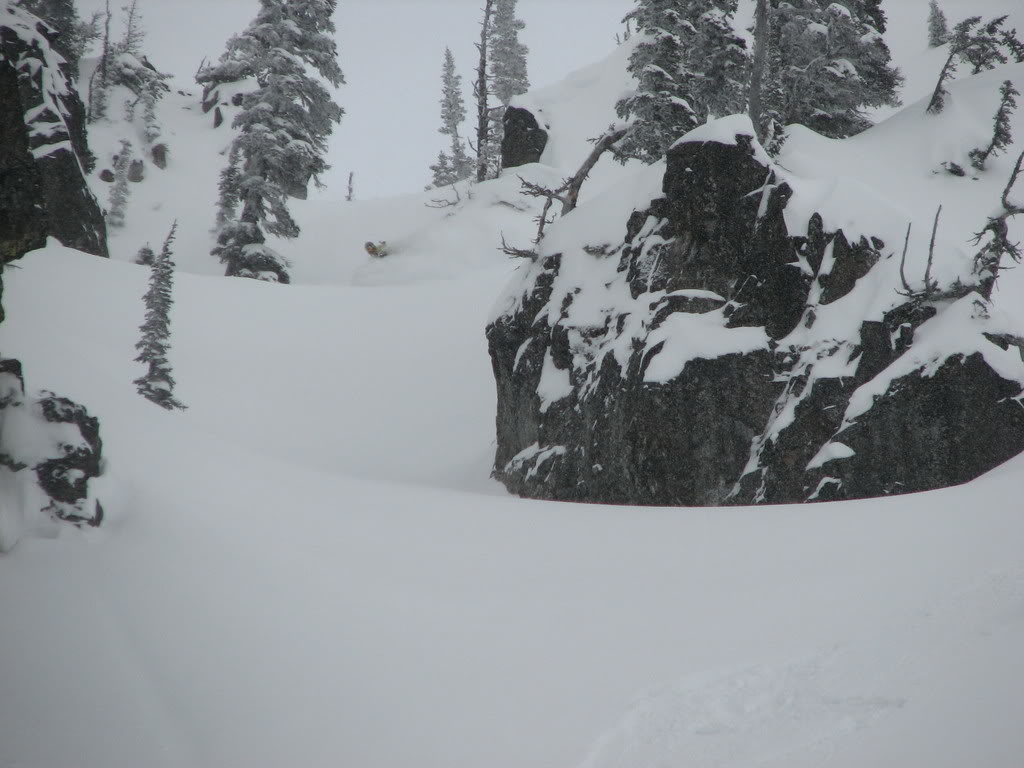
<box><xmin>2</xmin><ymin>1</ymin><xmax>1024</xmax><ymax>766</ymax></box>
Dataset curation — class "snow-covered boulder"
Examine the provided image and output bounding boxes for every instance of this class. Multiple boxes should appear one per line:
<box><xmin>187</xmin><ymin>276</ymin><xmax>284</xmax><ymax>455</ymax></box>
<box><xmin>487</xmin><ymin>115</ymin><xmax>1024</xmax><ymax>505</ymax></box>
<box><xmin>0</xmin><ymin>360</ymin><xmax>103</xmax><ymax>551</ymax></box>
<box><xmin>0</xmin><ymin>4</ymin><xmax>106</xmax><ymax>261</ymax></box>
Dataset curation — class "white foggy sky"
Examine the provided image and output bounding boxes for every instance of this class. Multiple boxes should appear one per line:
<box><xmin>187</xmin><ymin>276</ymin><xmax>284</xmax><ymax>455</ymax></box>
<box><xmin>77</xmin><ymin>0</ymin><xmax>634</xmax><ymax>199</ymax></box>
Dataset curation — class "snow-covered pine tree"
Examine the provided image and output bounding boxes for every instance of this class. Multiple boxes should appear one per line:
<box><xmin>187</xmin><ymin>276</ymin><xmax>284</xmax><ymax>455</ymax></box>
<box><xmin>763</xmin><ymin>0</ymin><xmax>901</xmax><ymax>139</ymax></box>
<box><xmin>198</xmin><ymin>0</ymin><xmax>344</xmax><ymax>283</ymax></box>
<box><xmin>490</xmin><ymin>0</ymin><xmax>528</xmax><ymax>107</ymax></box>
<box><xmin>134</xmin><ymin>222</ymin><xmax>186</xmax><ymax>411</ymax></box>
<box><xmin>970</xmin><ymin>80</ymin><xmax>1020</xmax><ymax>171</ymax></box>
<box><xmin>928</xmin><ymin>1</ymin><xmax>949</xmax><ymax>48</ymax></box>
<box><xmin>430</xmin><ymin>47</ymin><xmax>474</xmax><ymax>188</ymax></box>
<box><xmin>485</xmin><ymin>0</ymin><xmax>529</xmax><ymax>179</ymax></box>
<box><xmin>134</xmin><ymin>243</ymin><xmax>155</xmax><ymax>265</ymax></box>
<box><xmin>616</xmin><ymin>0</ymin><xmax>748</xmax><ymax>163</ymax></box>
<box><xmin>684</xmin><ymin>2</ymin><xmax>748</xmax><ymax>121</ymax></box>
<box><xmin>215</xmin><ymin>142</ymin><xmax>242</xmax><ymax>227</ymax></box>
<box><xmin>616</xmin><ymin>0</ymin><xmax>698</xmax><ymax>163</ymax></box>
<box><xmin>107</xmin><ymin>138</ymin><xmax>132</xmax><ymax>228</ymax></box>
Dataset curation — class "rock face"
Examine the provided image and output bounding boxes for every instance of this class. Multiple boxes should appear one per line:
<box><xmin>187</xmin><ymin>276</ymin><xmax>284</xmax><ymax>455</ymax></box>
<box><xmin>501</xmin><ymin>106</ymin><xmax>549</xmax><ymax>169</ymax></box>
<box><xmin>0</xmin><ymin>5</ymin><xmax>107</xmax><ymax>262</ymax></box>
<box><xmin>487</xmin><ymin>117</ymin><xmax>1024</xmax><ymax>505</ymax></box>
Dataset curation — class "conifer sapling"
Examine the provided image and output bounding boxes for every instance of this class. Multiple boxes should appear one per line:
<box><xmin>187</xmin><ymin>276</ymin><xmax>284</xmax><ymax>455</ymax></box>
<box><xmin>928</xmin><ymin>1</ymin><xmax>949</xmax><ymax>48</ymax></box>
<box><xmin>134</xmin><ymin>222</ymin><xmax>186</xmax><ymax>410</ymax></box>
<box><xmin>970</xmin><ymin>80</ymin><xmax>1020</xmax><ymax>171</ymax></box>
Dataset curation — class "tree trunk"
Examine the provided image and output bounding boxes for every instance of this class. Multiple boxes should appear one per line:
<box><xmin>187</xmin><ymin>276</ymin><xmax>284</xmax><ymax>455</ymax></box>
<box><xmin>475</xmin><ymin>0</ymin><xmax>495</xmax><ymax>182</ymax></box>
<box><xmin>747</xmin><ymin>0</ymin><xmax>770</xmax><ymax>143</ymax></box>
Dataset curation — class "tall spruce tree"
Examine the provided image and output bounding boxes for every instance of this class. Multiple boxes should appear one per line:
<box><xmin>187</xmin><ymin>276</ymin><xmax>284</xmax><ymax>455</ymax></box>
<box><xmin>430</xmin><ymin>47</ymin><xmax>474</xmax><ymax>188</ymax></box>
<box><xmin>969</xmin><ymin>80</ymin><xmax>1020</xmax><ymax>171</ymax></box>
<box><xmin>134</xmin><ymin>222</ymin><xmax>186</xmax><ymax>411</ymax></box>
<box><xmin>485</xmin><ymin>0</ymin><xmax>529</xmax><ymax>177</ymax></box>
<box><xmin>928</xmin><ymin>1</ymin><xmax>949</xmax><ymax>47</ymax></box>
<box><xmin>616</xmin><ymin>0</ymin><xmax>698</xmax><ymax>163</ymax></box>
<box><xmin>616</xmin><ymin>0</ymin><xmax>748</xmax><ymax>163</ymax></box>
<box><xmin>489</xmin><ymin>0</ymin><xmax>528</xmax><ymax>107</ymax></box>
<box><xmin>198</xmin><ymin>0</ymin><xmax>344</xmax><ymax>282</ymax></box>
<box><xmin>763</xmin><ymin>0</ymin><xmax>902</xmax><ymax>139</ymax></box>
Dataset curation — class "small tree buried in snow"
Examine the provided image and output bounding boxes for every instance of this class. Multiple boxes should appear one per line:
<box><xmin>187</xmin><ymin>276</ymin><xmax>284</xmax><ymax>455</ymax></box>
<box><xmin>198</xmin><ymin>0</ymin><xmax>344</xmax><ymax>283</ymax></box>
<box><xmin>969</xmin><ymin>80</ymin><xmax>1019</xmax><ymax>171</ymax></box>
<box><xmin>106</xmin><ymin>138</ymin><xmax>132</xmax><ymax>228</ymax></box>
<box><xmin>928</xmin><ymin>1</ymin><xmax>949</xmax><ymax>48</ymax></box>
<box><xmin>134</xmin><ymin>222</ymin><xmax>186</xmax><ymax>410</ymax></box>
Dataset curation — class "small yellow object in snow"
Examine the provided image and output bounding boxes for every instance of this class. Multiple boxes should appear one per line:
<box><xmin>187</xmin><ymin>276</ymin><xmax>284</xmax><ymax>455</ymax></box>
<box><xmin>364</xmin><ymin>241</ymin><xmax>389</xmax><ymax>258</ymax></box>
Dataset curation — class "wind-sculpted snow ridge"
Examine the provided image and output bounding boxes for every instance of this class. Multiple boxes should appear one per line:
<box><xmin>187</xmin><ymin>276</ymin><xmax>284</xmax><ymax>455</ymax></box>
<box><xmin>488</xmin><ymin>112</ymin><xmax>1024</xmax><ymax>505</ymax></box>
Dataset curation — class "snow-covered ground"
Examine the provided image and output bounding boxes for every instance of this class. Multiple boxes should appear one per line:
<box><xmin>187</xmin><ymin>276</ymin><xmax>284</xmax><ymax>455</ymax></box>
<box><xmin>2</xmin><ymin>1</ymin><xmax>1024</xmax><ymax>766</ymax></box>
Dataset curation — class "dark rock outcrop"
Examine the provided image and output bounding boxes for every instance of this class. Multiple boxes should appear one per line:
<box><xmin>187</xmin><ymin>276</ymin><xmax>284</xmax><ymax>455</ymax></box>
<box><xmin>34</xmin><ymin>390</ymin><xmax>103</xmax><ymax>525</ymax></box>
<box><xmin>501</xmin><ymin>106</ymin><xmax>549</xmax><ymax>170</ymax></box>
<box><xmin>488</xmin><ymin>117</ymin><xmax>1024</xmax><ymax>505</ymax></box>
<box><xmin>128</xmin><ymin>158</ymin><xmax>145</xmax><ymax>182</ymax></box>
<box><xmin>0</xmin><ymin>5</ymin><xmax>107</xmax><ymax>262</ymax></box>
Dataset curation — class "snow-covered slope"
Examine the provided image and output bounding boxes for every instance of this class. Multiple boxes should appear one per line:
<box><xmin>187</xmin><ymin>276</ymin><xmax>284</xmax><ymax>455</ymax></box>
<box><xmin>2</xmin><ymin>2</ymin><xmax>1024</xmax><ymax>767</ymax></box>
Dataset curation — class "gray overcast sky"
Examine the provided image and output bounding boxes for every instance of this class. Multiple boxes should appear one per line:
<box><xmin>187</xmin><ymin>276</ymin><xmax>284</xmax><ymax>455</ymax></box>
<box><xmin>77</xmin><ymin>0</ymin><xmax>633</xmax><ymax>199</ymax></box>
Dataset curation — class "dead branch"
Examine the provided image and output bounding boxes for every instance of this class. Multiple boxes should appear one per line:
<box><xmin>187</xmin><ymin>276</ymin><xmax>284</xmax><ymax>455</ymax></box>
<box><xmin>924</xmin><ymin>204</ymin><xmax>942</xmax><ymax>294</ymax></box>
<box><xmin>561</xmin><ymin>127</ymin><xmax>627</xmax><ymax>214</ymax></box>
<box><xmin>426</xmin><ymin>185</ymin><xmax>462</xmax><ymax>209</ymax></box>
<box><xmin>897</xmin><ymin>221</ymin><xmax>913</xmax><ymax>295</ymax></box>
<box><xmin>500</xmin><ymin>233</ymin><xmax>538</xmax><ymax>261</ymax></box>
<box><xmin>972</xmin><ymin>150</ymin><xmax>1024</xmax><ymax>298</ymax></box>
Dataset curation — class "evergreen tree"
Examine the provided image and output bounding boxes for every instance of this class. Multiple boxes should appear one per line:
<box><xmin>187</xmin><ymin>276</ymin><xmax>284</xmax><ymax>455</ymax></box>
<box><xmin>764</xmin><ymin>0</ymin><xmax>902</xmax><ymax>139</ymax></box>
<box><xmin>685</xmin><ymin>2</ymin><xmax>748</xmax><ymax>121</ymax></box>
<box><xmin>197</xmin><ymin>0</ymin><xmax>344</xmax><ymax>283</ymax></box>
<box><xmin>134</xmin><ymin>243</ymin><xmax>155</xmax><ymax>265</ymax></box>
<box><xmin>616</xmin><ymin>0</ymin><xmax>748</xmax><ymax>163</ymax></box>
<box><xmin>928</xmin><ymin>1</ymin><xmax>949</xmax><ymax>48</ymax></box>
<box><xmin>430</xmin><ymin>47</ymin><xmax>474</xmax><ymax>188</ymax></box>
<box><xmin>485</xmin><ymin>0</ymin><xmax>529</xmax><ymax>178</ymax></box>
<box><xmin>616</xmin><ymin>0</ymin><xmax>698</xmax><ymax>163</ymax></box>
<box><xmin>134</xmin><ymin>222</ymin><xmax>186</xmax><ymax>411</ymax></box>
<box><xmin>107</xmin><ymin>139</ymin><xmax>132</xmax><ymax>228</ymax></box>
<box><xmin>489</xmin><ymin>0</ymin><xmax>529</xmax><ymax>107</ymax></box>
<box><xmin>87</xmin><ymin>0</ymin><xmax>112</xmax><ymax>122</ymax></box>
<box><xmin>215</xmin><ymin>142</ymin><xmax>242</xmax><ymax>227</ymax></box>
<box><xmin>969</xmin><ymin>80</ymin><xmax>1020</xmax><ymax>171</ymax></box>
